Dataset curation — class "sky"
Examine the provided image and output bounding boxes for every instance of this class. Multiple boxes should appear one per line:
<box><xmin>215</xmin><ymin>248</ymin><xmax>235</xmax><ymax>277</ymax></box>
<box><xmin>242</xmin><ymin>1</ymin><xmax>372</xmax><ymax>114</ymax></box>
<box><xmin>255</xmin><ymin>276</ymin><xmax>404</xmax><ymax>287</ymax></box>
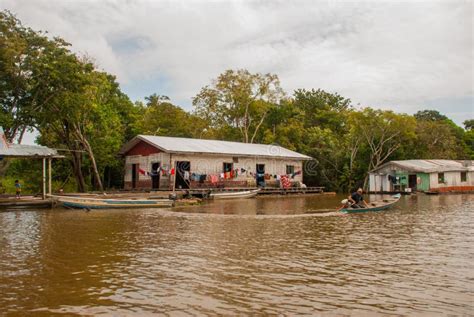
<box><xmin>1</xmin><ymin>0</ymin><xmax>473</xmax><ymax>144</ymax></box>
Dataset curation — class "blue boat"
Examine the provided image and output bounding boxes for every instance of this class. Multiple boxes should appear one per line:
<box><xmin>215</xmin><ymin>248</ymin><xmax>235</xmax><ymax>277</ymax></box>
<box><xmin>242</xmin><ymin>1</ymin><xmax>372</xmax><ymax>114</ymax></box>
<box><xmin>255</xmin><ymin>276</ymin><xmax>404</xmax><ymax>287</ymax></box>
<box><xmin>340</xmin><ymin>194</ymin><xmax>401</xmax><ymax>213</ymax></box>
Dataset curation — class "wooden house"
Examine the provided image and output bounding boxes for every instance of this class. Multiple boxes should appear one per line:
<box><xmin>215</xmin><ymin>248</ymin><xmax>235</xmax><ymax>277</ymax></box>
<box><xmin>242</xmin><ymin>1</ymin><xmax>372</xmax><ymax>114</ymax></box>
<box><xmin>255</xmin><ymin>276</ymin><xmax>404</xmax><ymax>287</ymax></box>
<box><xmin>119</xmin><ymin>135</ymin><xmax>312</xmax><ymax>190</ymax></box>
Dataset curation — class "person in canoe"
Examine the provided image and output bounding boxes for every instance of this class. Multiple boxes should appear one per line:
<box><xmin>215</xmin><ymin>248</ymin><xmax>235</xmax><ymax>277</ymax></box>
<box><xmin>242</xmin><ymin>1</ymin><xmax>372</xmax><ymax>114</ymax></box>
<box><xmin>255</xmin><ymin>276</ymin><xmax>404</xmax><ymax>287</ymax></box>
<box><xmin>348</xmin><ymin>188</ymin><xmax>369</xmax><ymax>209</ymax></box>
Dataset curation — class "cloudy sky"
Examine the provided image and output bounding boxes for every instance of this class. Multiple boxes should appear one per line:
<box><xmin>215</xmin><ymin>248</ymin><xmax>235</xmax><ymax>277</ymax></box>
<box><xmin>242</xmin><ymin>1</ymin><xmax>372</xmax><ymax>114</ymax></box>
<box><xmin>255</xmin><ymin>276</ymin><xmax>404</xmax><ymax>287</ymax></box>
<box><xmin>1</xmin><ymin>0</ymin><xmax>473</xmax><ymax>140</ymax></box>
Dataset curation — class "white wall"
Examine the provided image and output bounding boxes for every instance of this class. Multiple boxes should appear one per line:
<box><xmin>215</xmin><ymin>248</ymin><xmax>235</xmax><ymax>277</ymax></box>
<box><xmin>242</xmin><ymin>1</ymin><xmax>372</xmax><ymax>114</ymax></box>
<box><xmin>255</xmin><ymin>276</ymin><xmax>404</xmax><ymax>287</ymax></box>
<box><xmin>369</xmin><ymin>174</ymin><xmax>392</xmax><ymax>192</ymax></box>
<box><xmin>429</xmin><ymin>171</ymin><xmax>474</xmax><ymax>188</ymax></box>
<box><xmin>125</xmin><ymin>153</ymin><xmax>305</xmax><ymax>186</ymax></box>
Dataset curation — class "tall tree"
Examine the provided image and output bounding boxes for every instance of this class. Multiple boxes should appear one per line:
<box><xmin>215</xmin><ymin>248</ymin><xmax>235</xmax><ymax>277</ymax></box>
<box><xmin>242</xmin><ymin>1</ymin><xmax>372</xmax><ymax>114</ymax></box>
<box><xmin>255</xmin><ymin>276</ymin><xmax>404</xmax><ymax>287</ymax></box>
<box><xmin>0</xmin><ymin>10</ymin><xmax>66</xmax><ymax>143</ymax></box>
<box><xmin>464</xmin><ymin>119</ymin><xmax>474</xmax><ymax>131</ymax></box>
<box><xmin>414</xmin><ymin>109</ymin><xmax>448</xmax><ymax>122</ymax></box>
<box><xmin>293</xmin><ymin>88</ymin><xmax>351</xmax><ymax>133</ymax></box>
<box><xmin>349</xmin><ymin>108</ymin><xmax>416</xmax><ymax>189</ymax></box>
<box><xmin>140</xmin><ymin>94</ymin><xmax>208</xmax><ymax>138</ymax></box>
<box><xmin>193</xmin><ymin>69</ymin><xmax>284</xmax><ymax>143</ymax></box>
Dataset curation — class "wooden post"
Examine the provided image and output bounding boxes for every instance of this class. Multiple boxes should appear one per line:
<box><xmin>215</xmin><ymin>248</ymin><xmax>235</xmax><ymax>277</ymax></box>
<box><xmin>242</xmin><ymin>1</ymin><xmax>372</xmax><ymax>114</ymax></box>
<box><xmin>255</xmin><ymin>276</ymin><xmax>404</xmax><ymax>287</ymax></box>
<box><xmin>42</xmin><ymin>158</ymin><xmax>46</xmax><ymax>200</ymax></box>
<box><xmin>171</xmin><ymin>153</ymin><xmax>176</xmax><ymax>193</ymax></box>
<box><xmin>48</xmin><ymin>158</ymin><xmax>52</xmax><ymax>195</ymax></box>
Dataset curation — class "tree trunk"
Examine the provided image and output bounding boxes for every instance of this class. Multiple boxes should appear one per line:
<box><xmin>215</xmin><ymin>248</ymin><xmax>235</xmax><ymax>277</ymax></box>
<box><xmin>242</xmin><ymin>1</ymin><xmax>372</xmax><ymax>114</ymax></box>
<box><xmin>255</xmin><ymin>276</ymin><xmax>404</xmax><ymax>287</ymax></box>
<box><xmin>76</xmin><ymin>130</ymin><xmax>104</xmax><ymax>192</ymax></box>
<box><xmin>71</xmin><ymin>151</ymin><xmax>86</xmax><ymax>192</ymax></box>
<box><xmin>71</xmin><ymin>124</ymin><xmax>104</xmax><ymax>192</ymax></box>
<box><xmin>0</xmin><ymin>160</ymin><xmax>12</xmax><ymax>176</ymax></box>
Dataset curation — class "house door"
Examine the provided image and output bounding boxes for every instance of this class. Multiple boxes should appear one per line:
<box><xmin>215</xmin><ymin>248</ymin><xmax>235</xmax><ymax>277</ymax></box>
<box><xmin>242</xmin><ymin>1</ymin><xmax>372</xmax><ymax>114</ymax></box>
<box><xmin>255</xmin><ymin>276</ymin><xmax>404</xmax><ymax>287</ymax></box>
<box><xmin>408</xmin><ymin>174</ymin><xmax>417</xmax><ymax>190</ymax></box>
<box><xmin>175</xmin><ymin>161</ymin><xmax>191</xmax><ymax>189</ymax></box>
<box><xmin>256</xmin><ymin>164</ymin><xmax>265</xmax><ymax>187</ymax></box>
<box><xmin>131</xmin><ymin>164</ymin><xmax>138</xmax><ymax>189</ymax></box>
<box><xmin>151</xmin><ymin>162</ymin><xmax>160</xmax><ymax>189</ymax></box>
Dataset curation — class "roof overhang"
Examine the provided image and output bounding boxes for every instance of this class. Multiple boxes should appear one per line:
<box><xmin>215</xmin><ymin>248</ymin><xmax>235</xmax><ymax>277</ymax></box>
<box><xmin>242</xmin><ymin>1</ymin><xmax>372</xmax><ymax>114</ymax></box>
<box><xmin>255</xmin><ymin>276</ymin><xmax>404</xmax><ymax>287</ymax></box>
<box><xmin>119</xmin><ymin>135</ymin><xmax>313</xmax><ymax>160</ymax></box>
<box><xmin>119</xmin><ymin>135</ymin><xmax>169</xmax><ymax>155</ymax></box>
<box><xmin>370</xmin><ymin>160</ymin><xmax>473</xmax><ymax>174</ymax></box>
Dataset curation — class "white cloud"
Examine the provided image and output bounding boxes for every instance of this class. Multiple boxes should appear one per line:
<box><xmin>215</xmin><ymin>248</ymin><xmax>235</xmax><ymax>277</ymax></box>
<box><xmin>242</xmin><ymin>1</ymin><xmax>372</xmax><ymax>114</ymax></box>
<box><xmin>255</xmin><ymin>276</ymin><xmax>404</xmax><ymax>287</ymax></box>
<box><xmin>1</xmin><ymin>0</ymin><xmax>473</xmax><ymax>120</ymax></box>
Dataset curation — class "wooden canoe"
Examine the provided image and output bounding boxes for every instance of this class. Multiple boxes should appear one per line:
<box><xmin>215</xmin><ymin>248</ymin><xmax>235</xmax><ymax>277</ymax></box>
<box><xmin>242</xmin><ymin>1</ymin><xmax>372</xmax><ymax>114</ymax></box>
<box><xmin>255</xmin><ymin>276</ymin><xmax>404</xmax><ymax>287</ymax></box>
<box><xmin>340</xmin><ymin>194</ymin><xmax>401</xmax><ymax>213</ymax></box>
<box><xmin>50</xmin><ymin>195</ymin><xmax>174</xmax><ymax>210</ymax></box>
<box><xmin>210</xmin><ymin>189</ymin><xmax>260</xmax><ymax>200</ymax></box>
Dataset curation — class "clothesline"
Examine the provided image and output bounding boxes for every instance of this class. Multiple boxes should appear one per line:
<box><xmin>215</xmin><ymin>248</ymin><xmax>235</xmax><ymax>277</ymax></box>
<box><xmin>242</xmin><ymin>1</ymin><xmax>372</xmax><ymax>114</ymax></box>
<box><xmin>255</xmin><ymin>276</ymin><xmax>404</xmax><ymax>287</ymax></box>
<box><xmin>138</xmin><ymin>166</ymin><xmax>302</xmax><ymax>181</ymax></box>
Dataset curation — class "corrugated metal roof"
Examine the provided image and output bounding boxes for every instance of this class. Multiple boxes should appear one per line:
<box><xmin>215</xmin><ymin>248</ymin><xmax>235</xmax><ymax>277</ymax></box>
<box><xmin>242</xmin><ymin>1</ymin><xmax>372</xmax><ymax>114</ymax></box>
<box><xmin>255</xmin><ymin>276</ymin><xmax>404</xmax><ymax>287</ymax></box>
<box><xmin>374</xmin><ymin>159</ymin><xmax>474</xmax><ymax>173</ymax></box>
<box><xmin>0</xmin><ymin>144</ymin><xmax>61</xmax><ymax>158</ymax></box>
<box><xmin>0</xmin><ymin>127</ymin><xmax>62</xmax><ymax>158</ymax></box>
<box><xmin>121</xmin><ymin>135</ymin><xmax>312</xmax><ymax>160</ymax></box>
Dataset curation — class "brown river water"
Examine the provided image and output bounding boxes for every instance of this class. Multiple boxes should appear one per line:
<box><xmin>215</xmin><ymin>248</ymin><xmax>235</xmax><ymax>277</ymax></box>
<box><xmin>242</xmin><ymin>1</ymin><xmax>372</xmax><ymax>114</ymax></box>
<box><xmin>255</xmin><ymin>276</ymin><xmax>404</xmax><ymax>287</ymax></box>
<box><xmin>0</xmin><ymin>194</ymin><xmax>473</xmax><ymax>316</ymax></box>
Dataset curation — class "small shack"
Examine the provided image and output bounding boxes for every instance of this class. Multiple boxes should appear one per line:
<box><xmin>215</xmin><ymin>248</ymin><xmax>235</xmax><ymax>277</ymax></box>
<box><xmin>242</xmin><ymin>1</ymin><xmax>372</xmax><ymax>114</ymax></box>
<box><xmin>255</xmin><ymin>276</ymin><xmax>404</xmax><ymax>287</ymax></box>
<box><xmin>119</xmin><ymin>135</ymin><xmax>312</xmax><ymax>190</ymax></box>
<box><xmin>369</xmin><ymin>160</ymin><xmax>474</xmax><ymax>193</ymax></box>
<box><xmin>0</xmin><ymin>128</ymin><xmax>63</xmax><ymax>199</ymax></box>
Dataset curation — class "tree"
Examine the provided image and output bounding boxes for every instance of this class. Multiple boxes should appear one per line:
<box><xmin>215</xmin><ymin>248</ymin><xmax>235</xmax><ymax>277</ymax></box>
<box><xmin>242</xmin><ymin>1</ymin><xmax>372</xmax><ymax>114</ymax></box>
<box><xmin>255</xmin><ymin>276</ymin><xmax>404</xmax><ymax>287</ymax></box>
<box><xmin>37</xmin><ymin>67</ymin><xmax>134</xmax><ymax>192</ymax></box>
<box><xmin>193</xmin><ymin>69</ymin><xmax>285</xmax><ymax>143</ymax></box>
<box><xmin>464</xmin><ymin>119</ymin><xmax>474</xmax><ymax>131</ymax></box>
<box><xmin>462</xmin><ymin>120</ymin><xmax>474</xmax><ymax>159</ymax></box>
<box><xmin>0</xmin><ymin>10</ymin><xmax>35</xmax><ymax>143</ymax></box>
<box><xmin>412</xmin><ymin>120</ymin><xmax>466</xmax><ymax>159</ymax></box>
<box><xmin>349</xmin><ymin>108</ymin><xmax>416</xmax><ymax>189</ymax></box>
<box><xmin>140</xmin><ymin>94</ymin><xmax>207</xmax><ymax>138</ymax></box>
<box><xmin>414</xmin><ymin>109</ymin><xmax>448</xmax><ymax>122</ymax></box>
<box><xmin>293</xmin><ymin>88</ymin><xmax>351</xmax><ymax>133</ymax></box>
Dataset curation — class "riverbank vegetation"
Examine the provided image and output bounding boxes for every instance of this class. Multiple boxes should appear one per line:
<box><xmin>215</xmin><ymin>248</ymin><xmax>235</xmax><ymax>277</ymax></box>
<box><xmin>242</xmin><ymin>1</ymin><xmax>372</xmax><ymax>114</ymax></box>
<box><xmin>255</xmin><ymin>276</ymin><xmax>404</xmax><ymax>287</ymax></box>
<box><xmin>1</xmin><ymin>11</ymin><xmax>472</xmax><ymax>194</ymax></box>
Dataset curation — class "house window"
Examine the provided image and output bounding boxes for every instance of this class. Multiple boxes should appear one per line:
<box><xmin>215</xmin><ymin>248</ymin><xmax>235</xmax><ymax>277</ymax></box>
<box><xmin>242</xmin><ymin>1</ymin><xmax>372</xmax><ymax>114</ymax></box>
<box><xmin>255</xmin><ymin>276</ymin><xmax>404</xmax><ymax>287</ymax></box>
<box><xmin>286</xmin><ymin>165</ymin><xmax>295</xmax><ymax>175</ymax></box>
<box><xmin>438</xmin><ymin>173</ymin><xmax>445</xmax><ymax>184</ymax></box>
<box><xmin>223</xmin><ymin>162</ymin><xmax>233</xmax><ymax>173</ymax></box>
<box><xmin>461</xmin><ymin>172</ymin><xmax>467</xmax><ymax>182</ymax></box>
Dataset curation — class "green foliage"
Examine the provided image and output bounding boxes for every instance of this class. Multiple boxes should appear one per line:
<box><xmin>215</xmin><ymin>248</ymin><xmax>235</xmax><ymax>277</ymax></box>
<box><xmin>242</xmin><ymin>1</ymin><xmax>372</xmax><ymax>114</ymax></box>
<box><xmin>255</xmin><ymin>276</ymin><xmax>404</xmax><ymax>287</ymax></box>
<box><xmin>193</xmin><ymin>69</ymin><xmax>284</xmax><ymax>143</ymax></box>
<box><xmin>464</xmin><ymin>120</ymin><xmax>474</xmax><ymax>131</ymax></box>
<box><xmin>140</xmin><ymin>94</ymin><xmax>208</xmax><ymax>138</ymax></box>
<box><xmin>1</xmin><ymin>158</ymin><xmax>76</xmax><ymax>194</ymax></box>
<box><xmin>414</xmin><ymin>109</ymin><xmax>448</xmax><ymax>122</ymax></box>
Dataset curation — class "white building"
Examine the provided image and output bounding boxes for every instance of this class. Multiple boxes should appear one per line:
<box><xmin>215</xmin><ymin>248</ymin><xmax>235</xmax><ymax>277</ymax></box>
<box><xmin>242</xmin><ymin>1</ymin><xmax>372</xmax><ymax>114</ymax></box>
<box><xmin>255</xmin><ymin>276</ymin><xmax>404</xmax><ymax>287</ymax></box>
<box><xmin>119</xmin><ymin>135</ymin><xmax>312</xmax><ymax>190</ymax></box>
<box><xmin>369</xmin><ymin>160</ymin><xmax>474</xmax><ymax>193</ymax></box>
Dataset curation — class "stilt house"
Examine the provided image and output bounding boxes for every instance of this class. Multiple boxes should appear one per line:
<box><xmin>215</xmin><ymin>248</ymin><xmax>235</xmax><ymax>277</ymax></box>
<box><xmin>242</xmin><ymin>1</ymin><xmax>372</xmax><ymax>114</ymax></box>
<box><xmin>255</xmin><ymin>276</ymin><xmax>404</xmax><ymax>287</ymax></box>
<box><xmin>369</xmin><ymin>159</ymin><xmax>474</xmax><ymax>193</ymax></box>
<box><xmin>119</xmin><ymin>135</ymin><xmax>312</xmax><ymax>190</ymax></box>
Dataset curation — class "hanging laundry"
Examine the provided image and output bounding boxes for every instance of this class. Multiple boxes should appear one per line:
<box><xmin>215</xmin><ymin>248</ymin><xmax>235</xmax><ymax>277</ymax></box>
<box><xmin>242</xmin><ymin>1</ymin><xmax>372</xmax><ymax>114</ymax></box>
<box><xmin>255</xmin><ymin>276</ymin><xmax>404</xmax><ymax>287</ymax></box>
<box><xmin>280</xmin><ymin>175</ymin><xmax>291</xmax><ymax>189</ymax></box>
<box><xmin>184</xmin><ymin>171</ymin><xmax>190</xmax><ymax>180</ymax></box>
<box><xmin>220</xmin><ymin>173</ymin><xmax>224</xmax><ymax>179</ymax></box>
<box><xmin>210</xmin><ymin>174</ymin><xmax>218</xmax><ymax>183</ymax></box>
<box><xmin>139</xmin><ymin>168</ymin><xmax>146</xmax><ymax>175</ymax></box>
<box><xmin>171</xmin><ymin>168</ymin><xmax>175</xmax><ymax>175</ymax></box>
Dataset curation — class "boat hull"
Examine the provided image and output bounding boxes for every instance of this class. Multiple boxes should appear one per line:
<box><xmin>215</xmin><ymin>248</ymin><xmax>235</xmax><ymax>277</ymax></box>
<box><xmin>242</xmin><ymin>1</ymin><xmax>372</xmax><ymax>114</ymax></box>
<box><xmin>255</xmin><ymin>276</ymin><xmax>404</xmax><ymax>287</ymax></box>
<box><xmin>51</xmin><ymin>195</ymin><xmax>174</xmax><ymax>210</ymax></box>
<box><xmin>341</xmin><ymin>194</ymin><xmax>401</xmax><ymax>213</ymax></box>
<box><xmin>210</xmin><ymin>189</ymin><xmax>260</xmax><ymax>200</ymax></box>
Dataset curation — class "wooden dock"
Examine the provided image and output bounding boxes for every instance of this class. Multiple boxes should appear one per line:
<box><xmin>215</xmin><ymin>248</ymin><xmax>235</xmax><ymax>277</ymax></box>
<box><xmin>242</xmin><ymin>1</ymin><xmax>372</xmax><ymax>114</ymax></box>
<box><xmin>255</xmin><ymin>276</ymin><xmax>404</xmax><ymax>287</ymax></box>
<box><xmin>0</xmin><ymin>197</ymin><xmax>53</xmax><ymax>210</ymax></box>
<box><xmin>186</xmin><ymin>186</ymin><xmax>325</xmax><ymax>197</ymax></box>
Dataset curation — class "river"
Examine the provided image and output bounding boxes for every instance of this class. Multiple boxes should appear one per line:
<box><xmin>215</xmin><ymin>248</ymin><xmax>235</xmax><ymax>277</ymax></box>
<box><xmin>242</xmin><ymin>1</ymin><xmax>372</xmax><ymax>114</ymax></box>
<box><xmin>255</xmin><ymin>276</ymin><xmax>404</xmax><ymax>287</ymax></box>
<box><xmin>0</xmin><ymin>194</ymin><xmax>473</xmax><ymax>316</ymax></box>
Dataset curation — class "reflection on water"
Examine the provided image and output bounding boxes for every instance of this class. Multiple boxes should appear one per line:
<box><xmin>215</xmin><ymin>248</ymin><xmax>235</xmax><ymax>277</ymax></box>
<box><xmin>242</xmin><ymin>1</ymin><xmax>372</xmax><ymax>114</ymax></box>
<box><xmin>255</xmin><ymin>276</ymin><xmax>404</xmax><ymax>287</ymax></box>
<box><xmin>0</xmin><ymin>194</ymin><xmax>473</xmax><ymax>315</ymax></box>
